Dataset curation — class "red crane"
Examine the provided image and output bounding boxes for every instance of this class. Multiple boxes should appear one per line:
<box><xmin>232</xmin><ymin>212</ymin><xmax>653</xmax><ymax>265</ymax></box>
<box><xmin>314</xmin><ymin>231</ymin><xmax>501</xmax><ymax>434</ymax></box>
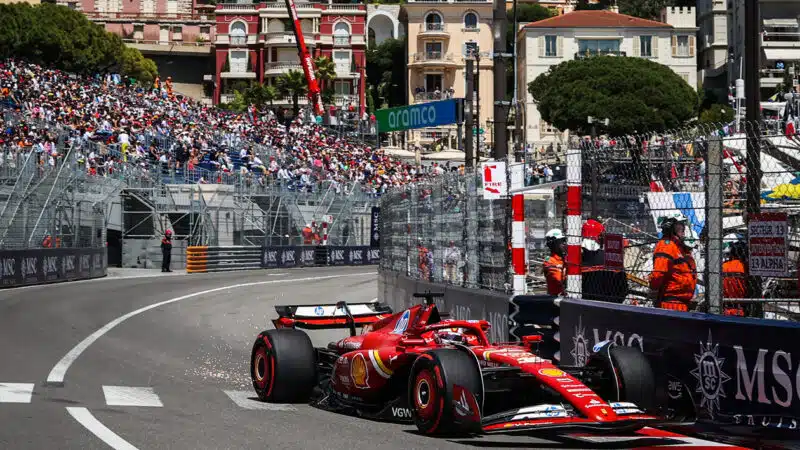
<box><xmin>283</xmin><ymin>0</ymin><xmax>325</xmax><ymax>116</ymax></box>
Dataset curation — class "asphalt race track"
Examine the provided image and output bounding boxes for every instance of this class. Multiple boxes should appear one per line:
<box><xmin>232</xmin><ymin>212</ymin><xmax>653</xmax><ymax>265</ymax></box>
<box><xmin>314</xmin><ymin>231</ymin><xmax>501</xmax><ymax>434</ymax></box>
<box><xmin>0</xmin><ymin>267</ymin><xmax>747</xmax><ymax>450</ymax></box>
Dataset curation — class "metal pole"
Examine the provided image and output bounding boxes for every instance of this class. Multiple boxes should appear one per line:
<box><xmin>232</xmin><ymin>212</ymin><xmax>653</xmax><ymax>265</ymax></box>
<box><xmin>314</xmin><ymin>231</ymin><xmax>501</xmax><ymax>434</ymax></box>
<box><xmin>493</xmin><ymin>0</ymin><xmax>509</xmax><ymax>160</ymax></box>
<box><xmin>512</xmin><ymin>0</ymin><xmax>522</xmax><ymax>162</ymax></box>
<box><xmin>590</xmin><ymin>121</ymin><xmax>598</xmax><ymax>218</ymax></box>
<box><xmin>744</xmin><ymin>0</ymin><xmax>763</xmax><ymax>299</ymax></box>
<box><xmin>705</xmin><ymin>136</ymin><xmax>723</xmax><ymax>314</ymax></box>
<box><xmin>475</xmin><ymin>52</ymin><xmax>481</xmax><ymax>162</ymax></box>
<box><xmin>465</xmin><ymin>58</ymin><xmax>475</xmax><ymax>169</ymax></box>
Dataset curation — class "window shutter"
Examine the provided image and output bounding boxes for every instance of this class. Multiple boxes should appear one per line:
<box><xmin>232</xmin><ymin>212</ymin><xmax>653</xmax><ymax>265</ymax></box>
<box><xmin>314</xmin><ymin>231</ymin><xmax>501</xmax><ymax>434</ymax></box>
<box><xmin>557</xmin><ymin>36</ymin><xmax>563</xmax><ymax>57</ymax></box>
<box><xmin>671</xmin><ymin>35</ymin><xmax>677</xmax><ymax>57</ymax></box>
<box><xmin>538</xmin><ymin>36</ymin><xmax>544</xmax><ymax>57</ymax></box>
<box><xmin>633</xmin><ymin>36</ymin><xmax>640</xmax><ymax>57</ymax></box>
<box><xmin>652</xmin><ymin>36</ymin><xmax>659</xmax><ymax>58</ymax></box>
<box><xmin>689</xmin><ymin>35</ymin><xmax>695</xmax><ymax>57</ymax></box>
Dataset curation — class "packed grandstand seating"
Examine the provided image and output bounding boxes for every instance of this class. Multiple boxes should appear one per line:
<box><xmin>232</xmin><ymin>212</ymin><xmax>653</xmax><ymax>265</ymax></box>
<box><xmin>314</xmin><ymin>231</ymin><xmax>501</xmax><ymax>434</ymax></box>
<box><xmin>0</xmin><ymin>59</ymin><xmax>453</xmax><ymax>194</ymax></box>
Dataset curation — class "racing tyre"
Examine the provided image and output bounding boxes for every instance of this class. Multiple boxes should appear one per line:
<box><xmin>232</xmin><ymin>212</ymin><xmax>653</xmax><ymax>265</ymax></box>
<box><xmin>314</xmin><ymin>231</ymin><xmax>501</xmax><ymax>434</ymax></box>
<box><xmin>606</xmin><ymin>346</ymin><xmax>656</xmax><ymax>412</ymax></box>
<box><xmin>408</xmin><ymin>349</ymin><xmax>483</xmax><ymax>436</ymax></box>
<box><xmin>251</xmin><ymin>328</ymin><xmax>316</xmax><ymax>403</ymax></box>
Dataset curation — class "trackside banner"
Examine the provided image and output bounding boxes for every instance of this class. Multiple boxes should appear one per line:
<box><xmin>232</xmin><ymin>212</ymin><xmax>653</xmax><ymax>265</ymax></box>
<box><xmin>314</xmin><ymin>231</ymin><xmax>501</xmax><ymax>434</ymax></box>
<box><xmin>260</xmin><ymin>246</ymin><xmax>380</xmax><ymax>269</ymax></box>
<box><xmin>558</xmin><ymin>298</ymin><xmax>800</xmax><ymax>433</ymax></box>
<box><xmin>0</xmin><ymin>247</ymin><xmax>106</xmax><ymax>288</ymax></box>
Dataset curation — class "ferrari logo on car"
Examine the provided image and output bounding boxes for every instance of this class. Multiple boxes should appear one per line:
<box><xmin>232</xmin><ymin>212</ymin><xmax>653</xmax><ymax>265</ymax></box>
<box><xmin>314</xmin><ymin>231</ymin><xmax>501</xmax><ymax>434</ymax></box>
<box><xmin>538</xmin><ymin>368</ymin><xmax>565</xmax><ymax>378</ymax></box>
<box><xmin>351</xmin><ymin>353</ymin><xmax>370</xmax><ymax>388</ymax></box>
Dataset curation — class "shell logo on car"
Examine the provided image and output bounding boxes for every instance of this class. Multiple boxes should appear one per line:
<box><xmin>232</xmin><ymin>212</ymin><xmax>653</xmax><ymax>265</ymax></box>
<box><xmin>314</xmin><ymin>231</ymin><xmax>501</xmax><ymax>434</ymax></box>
<box><xmin>538</xmin><ymin>368</ymin><xmax>565</xmax><ymax>378</ymax></box>
<box><xmin>351</xmin><ymin>353</ymin><xmax>370</xmax><ymax>388</ymax></box>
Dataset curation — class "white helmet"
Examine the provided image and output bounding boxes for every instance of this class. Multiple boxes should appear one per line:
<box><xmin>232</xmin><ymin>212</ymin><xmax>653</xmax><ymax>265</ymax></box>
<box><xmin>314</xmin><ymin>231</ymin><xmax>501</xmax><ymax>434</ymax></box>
<box><xmin>545</xmin><ymin>229</ymin><xmax>565</xmax><ymax>241</ymax></box>
<box><xmin>683</xmin><ymin>228</ymin><xmax>699</xmax><ymax>249</ymax></box>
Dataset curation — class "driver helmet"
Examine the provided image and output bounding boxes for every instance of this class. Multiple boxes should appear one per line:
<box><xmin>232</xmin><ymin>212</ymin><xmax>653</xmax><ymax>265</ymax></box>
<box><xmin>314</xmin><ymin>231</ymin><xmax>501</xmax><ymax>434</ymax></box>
<box><xmin>436</xmin><ymin>328</ymin><xmax>465</xmax><ymax>346</ymax></box>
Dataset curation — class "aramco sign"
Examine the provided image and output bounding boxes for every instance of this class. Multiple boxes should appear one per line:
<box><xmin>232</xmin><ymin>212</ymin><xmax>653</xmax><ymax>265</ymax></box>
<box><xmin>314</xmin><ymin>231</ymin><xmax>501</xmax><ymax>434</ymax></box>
<box><xmin>374</xmin><ymin>99</ymin><xmax>461</xmax><ymax>133</ymax></box>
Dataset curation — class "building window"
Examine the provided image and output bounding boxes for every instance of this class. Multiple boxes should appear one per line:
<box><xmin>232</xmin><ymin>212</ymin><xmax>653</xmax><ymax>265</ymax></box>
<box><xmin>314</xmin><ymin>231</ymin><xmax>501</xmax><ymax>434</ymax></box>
<box><xmin>200</xmin><ymin>26</ymin><xmax>210</xmax><ymax>40</ymax></box>
<box><xmin>172</xmin><ymin>26</ymin><xmax>182</xmax><ymax>41</ymax></box>
<box><xmin>334</xmin><ymin>81</ymin><xmax>351</xmax><ymax>96</ymax></box>
<box><xmin>679</xmin><ymin>72</ymin><xmax>689</xmax><ymax>83</ymax></box>
<box><xmin>545</xmin><ymin>35</ymin><xmax>557</xmax><ymax>57</ymax></box>
<box><xmin>230</xmin><ymin>21</ymin><xmax>247</xmax><ymax>46</ymax></box>
<box><xmin>133</xmin><ymin>24</ymin><xmax>144</xmax><ymax>40</ymax></box>
<box><xmin>425</xmin><ymin>42</ymin><xmax>443</xmax><ymax>60</ymax></box>
<box><xmin>230</xmin><ymin>50</ymin><xmax>248</xmax><ymax>73</ymax></box>
<box><xmin>424</xmin><ymin>12</ymin><xmax>444</xmax><ymax>32</ymax></box>
<box><xmin>577</xmin><ymin>39</ymin><xmax>620</xmax><ymax>56</ymax></box>
<box><xmin>334</xmin><ymin>22</ymin><xmax>351</xmax><ymax>46</ymax></box>
<box><xmin>639</xmin><ymin>36</ymin><xmax>652</xmax><ymax>57</ymax></box>
<box><xmin>333</xmin><ymin>51</ymin><xmax>350</xmax><ymax>73</ymax></box>
<box><xmin>464</xmin><ymin>41</ymin><xmax>478</xmax><ymax>59</ymax></box>
<box><xmin>675</xmin><ymin>35</ymin><xmax>690</xmax><ymax>57</ymax></box>
<box><xmin>464</xmin><ymin>12</ymin><xmax>478</xmax><ymax>30</ymax></box>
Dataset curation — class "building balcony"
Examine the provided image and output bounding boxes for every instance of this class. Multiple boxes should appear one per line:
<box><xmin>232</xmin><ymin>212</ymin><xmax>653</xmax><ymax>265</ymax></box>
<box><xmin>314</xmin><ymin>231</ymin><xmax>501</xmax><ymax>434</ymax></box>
<box><xmin>220</xmin><ymin>71</ymin><xmax>257</xmax><ymax>79</ymax></box>
<box><xmin>261</xmin><ymin>31</ymin><xmax>312</xmax><ymax>46</ymax></box>
<box><xmin>332</xmin><ymin>94</ymin><xmax>359</xmax><ymax>106</ymax></box>
<box><xmin>259</xmin><ymin>1</ymin><xmax>320</xmax><ymax>17</ymax></box>
<box><xmin>121</xmin><ymin>38</ymin><xmax>212</xmax><ymax>55</ymax></box>
<box><xmin>333</xmin><ymin>35</ymin><xmax>351</xmax><ymax>46</ymax></box>
<box><xmin>762</xmin><ymin>32</ymin><xmax>800</xmax><ymax>49</ymax></box>
<box><xmin>84</xmin><ymin>11</ymin><xmax>214</xmax><ymax>23</ymax></box>
<box><xmin>215</xmin><ymin>34</ymin><xmax>256</xmax><ymax>46</ymax></box>
<box><xmin>574</xmin><ymin>50</ymin><xmax>627</xmax><ymax>59</ymax></box>
<box><xmin>761</xmin><ymin>68</ymin><xmax>791</xmax><ymax>88</ymax></box>
<box><xmin>420</xmin><ymin>23</ymin><xmax>449</xmax><ymax>39</ymax></box>
<box><xmin>409</xmin><ymin>52</ymin><xmax>458</xmax><ymax>68</ymax></box>
<box><xmin>216</xmin><ymin>2</ymin><xmax>258</xmax><ymax>13</ymax></box>
<box><xmin>413</xmin><ymin>91</ymin><xmax>455</xmax><ymax>103</ymax></box>
<box><xmin>276</xmin><ymin>95</ymin><xmax>309</xmax><ymax>105</ymax></box>
<box><xmin>323</xmin><ymin>3</ymin><xmax>366</xmax><ymax>14</ymax></box>
<box><xmin>407</xmin><ymin>0</ymin><xmax>490</xmax><ymax>3</ymax></box>
<box><xmin>264</xmin><ymin>61</ymin><xmax>302</xmax><ymax>75</ymax></box>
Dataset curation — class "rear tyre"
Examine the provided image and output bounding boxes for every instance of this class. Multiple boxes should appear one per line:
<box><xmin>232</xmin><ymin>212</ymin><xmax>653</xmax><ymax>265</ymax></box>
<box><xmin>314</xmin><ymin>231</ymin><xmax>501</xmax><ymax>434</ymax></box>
<box><xmin>408</xmin><ymin>349</ymin><xmax>483</xmax><ymax>436</ymax></box>
<box><xmin>606</xmin><ymin>346</ymin><xmax>656</xmax><ymax>412</ymax></box>
<box><xmin>251</xmin><ymin>328</ymin><xmax>316</xmax><ymax>403</ymax></box>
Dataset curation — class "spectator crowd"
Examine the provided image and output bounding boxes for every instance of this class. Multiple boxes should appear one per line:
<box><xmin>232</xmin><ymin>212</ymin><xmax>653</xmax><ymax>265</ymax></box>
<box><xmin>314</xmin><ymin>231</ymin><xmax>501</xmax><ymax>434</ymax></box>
<box><xmin>0</xmin><ymin>59</ymin><xmax>441</xmax><ymax>195</ymax></box>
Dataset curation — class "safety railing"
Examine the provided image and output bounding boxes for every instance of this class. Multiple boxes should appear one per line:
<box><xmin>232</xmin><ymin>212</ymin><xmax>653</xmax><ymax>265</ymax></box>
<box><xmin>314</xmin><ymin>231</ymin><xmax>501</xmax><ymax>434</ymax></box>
<box><xmin>186</xmin><ymin>245</ymin><xmax>380</xmax><ymax>273</ymax></box>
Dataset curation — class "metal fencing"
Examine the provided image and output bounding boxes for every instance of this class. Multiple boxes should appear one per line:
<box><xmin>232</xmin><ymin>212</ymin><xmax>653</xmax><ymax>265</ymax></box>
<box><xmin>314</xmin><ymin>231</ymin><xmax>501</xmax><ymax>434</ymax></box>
<box><xmin>550</xmin><ymin>121</ymin><xmax>800</xmax><ymax>321</ymax></box>
<box><xmin>379</xmin><ymin>169</ymin><xmax>510</xmax><ymax>292</ymax></box>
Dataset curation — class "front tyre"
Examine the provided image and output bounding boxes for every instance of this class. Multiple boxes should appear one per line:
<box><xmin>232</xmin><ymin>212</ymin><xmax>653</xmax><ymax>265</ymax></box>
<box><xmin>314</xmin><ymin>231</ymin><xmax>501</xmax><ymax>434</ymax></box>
<box><xmin>251</xmin><ymin>328</ymin><xmax>316</xmax><ymax>403</ymax></box>
<box><xmin>408</xmin><ymin>349</ymin><xmax>483</xmax><ymax>436</ymax></box>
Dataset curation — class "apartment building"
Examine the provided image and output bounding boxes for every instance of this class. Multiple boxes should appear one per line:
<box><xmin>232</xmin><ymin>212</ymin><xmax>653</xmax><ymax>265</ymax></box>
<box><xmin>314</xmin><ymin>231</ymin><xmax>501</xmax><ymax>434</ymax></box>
<box><xmin>214</xmin><ymin>1</ymin><xmax>367</xmax><ymax>109</ymax></box>
<box><xmin>402</xmin><ymin>0</ymin><xmax>494</xmax><ymax>148</ymax></box>
<box><xmin>517</xmin><ymin>8</ymin><xmax>698</xmax><ymax>143</ymax></box>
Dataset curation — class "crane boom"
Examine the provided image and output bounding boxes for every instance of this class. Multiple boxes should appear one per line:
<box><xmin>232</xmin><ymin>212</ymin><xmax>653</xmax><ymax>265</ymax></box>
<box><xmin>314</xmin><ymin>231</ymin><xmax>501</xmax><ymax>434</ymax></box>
<box><xmin>284</xmin><ymin>0</ymin><xmax>325</xmax><ymax>116</ymax></box>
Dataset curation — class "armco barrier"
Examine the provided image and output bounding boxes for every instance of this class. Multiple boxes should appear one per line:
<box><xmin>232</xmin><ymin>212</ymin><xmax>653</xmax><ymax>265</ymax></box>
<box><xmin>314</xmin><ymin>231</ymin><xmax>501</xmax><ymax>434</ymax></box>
<box><xmin>555</xmin><ymin>298</ymin><xmax>800</xmax><ymax>435</ymax></box>
<box><xmin>187</xmin><ymin>246</ymin><xmax>380</xmax><ymax>273</ymax></box>
<box><xmin>186</xmin><ymin>246</ymin><xmax>262</xmax><ymax>273</ymax></box>
<box><xmin>0</xmin><ymin>247</ymin><xmax>106</xmax><ymax>287</ymax></box>
<box><xmin>377</xmin><ymin>269</ymin><xmax>511</xmax><ymax>344</ymax></box>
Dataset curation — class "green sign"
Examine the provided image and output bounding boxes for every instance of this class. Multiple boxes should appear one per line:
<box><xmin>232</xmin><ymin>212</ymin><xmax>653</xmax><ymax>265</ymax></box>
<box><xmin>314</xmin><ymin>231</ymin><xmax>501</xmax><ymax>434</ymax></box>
<box><xmin>374</xmin><ymin>99</ymin><xmax>459</xmax><ymax>132</ymax></box>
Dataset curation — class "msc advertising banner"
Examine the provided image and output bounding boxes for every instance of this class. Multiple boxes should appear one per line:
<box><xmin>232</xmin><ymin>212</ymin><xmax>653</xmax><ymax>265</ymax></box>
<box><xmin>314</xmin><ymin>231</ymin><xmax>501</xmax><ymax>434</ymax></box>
<box><xmin>559</xmin><ymin>298</ymin><xmax>800</xmax><ymax>433</ymax></box>
<box><xmin>0</xmin><ymin>247</ymin><xmax>106</xmax><ymax>288</ymax></box>
<box><xmin>374</xmin><ymin>99</ymin><xmax>460</xmax><ymax>133</ymax></box>
<box><xmin>261</xmin><ymin>246</ymin><xmax>380</xmax><ymax>269</ymax></box>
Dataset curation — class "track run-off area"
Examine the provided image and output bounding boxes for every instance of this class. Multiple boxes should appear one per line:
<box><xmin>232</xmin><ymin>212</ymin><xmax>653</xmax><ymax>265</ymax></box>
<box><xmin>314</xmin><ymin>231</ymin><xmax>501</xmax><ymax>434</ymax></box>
<box><xmin>0</xmin><ymin>267</ymin><xmax>746</xmax><ymax>449</ymax></box>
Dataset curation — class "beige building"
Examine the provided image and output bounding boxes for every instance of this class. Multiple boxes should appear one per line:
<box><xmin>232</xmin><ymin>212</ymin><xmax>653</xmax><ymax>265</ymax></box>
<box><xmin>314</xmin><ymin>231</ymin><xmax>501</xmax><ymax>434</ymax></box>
<box><xmin>0</xmin><ymin>0</ymin><xmax>40</xmax><ymax>3</ymax></box>
<box><xmin>517</xmin><ymin>8</ymin><xmax>698</xmax><ymax>144</ymax></box>
<box><xmin>402</xmin><ymin>0</ymin><xmax>494</xmax><ymax>149</ymax></box>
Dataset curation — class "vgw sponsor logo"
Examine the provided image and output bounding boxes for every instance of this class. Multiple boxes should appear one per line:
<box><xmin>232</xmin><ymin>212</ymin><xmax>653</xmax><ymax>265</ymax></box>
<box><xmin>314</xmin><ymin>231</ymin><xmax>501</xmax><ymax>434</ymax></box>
<box><xmin>21</xmin><ymin>257</ymin><xmax>37</xmax><ymax>279</ymax></box>
<box><xmin>391</xmin><ymin>407</ymin><xmax>412</xmax><ymax>419</ymax></box>
<box><xmin>570</xmin><ymin>316</ymin><xmax>644</xmax><ymax>366</ymax></box>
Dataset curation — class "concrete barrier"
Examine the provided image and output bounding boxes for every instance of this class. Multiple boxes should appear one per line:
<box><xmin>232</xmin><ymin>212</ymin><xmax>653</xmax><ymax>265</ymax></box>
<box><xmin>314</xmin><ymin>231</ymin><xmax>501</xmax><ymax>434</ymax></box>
<box><xmin>0</xmin><ymin>247</ymin><xmax>106</xmax><ymax>288</ymax></box>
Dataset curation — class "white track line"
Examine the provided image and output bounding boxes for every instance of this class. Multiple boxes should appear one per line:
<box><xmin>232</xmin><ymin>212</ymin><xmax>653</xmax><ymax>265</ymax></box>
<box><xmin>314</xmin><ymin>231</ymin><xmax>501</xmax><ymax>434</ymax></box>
<box><xmin>67</xmin><ymin>407</ymin><xmax>139</xmax><ymax>450</ymax></box>
<box><xmin>0</xmin><ymin>383</ymin><xmax>34</xmax><ymax>403</ymax></box>
<box><xmin>223</xmin><ymin>390</ymin><xmax>296</xmax><ymax>411</ymax></box>
<box><xmin>103</xmin><ymin>386</ymin><xmax>163</xmax><ymax>407</ymax></box>
<box><xmin>46</xmin><ymin>271</ymin><xmax>375</xmax><ymax>386</ymax></box>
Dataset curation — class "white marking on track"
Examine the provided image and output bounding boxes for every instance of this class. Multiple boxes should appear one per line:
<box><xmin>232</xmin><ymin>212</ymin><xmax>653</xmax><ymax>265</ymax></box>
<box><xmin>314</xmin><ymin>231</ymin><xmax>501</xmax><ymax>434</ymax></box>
<box><xmin>102</xmin><ymin>386</ymin><xmax>163</xmax><ymax>407</ymax></box>
<box><xmin>0</xmin><ymin>383</ymin><xmax>34</xmax><ymax>403</ymax></box>
<box><xmin>223</xmin><ymin>390</ymin><xmax>296</xmax><ymax>411</ymax></box>
<box><xmin>45</xmin><ymin>271</ymin><xmax>375</xmax><ymax>385</ymax></box>
<box><xmin>66</xmin><ymin>407</ymin><xmax>139</xmax><ymax>450</ymax></box>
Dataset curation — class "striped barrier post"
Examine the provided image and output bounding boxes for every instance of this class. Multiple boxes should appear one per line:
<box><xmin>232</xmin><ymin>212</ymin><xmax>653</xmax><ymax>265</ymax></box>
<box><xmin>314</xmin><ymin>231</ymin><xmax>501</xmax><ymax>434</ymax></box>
<box><xmin>565</xmin><ymin>146</ymin><xmax>582</xmax><ymax>298</ymax></box>
<box><xmin>510</xmin><ymin>162</ymin><xmax>526</xmax><ymax>295</ymax></box>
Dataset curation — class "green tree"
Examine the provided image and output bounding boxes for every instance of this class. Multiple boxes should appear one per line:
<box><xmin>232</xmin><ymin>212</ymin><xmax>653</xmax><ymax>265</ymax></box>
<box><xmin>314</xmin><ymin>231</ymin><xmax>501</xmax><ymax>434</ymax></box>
<box><xmin>528</xmin><ymin>56</ymin><xmax>698</xmax><ymax>136</ymax></box>
<box><xmin>313</xmin><ymin>55</ymin><xmax>336</xmax><ymax>91</ymax></box>
<box><xmin>276</xmin><ymin>70</ymin><xmax>308</xmax><ymax>117</ymax></box>
<box><xmin>366</xmin><ymin>37</ymin><xmax>405</xmax><ymax>108</ymax></box>
<box><xmin>574</xmin><ymin>0</ymin><xmax>612</xmax><ymax>11</ymax></box>
<box><xmin>699</xmin><ymin>104</ymin><xmax>735</xmax><ymax>125</ymax></box>
<box><xmin>120</xmin><ymin>47</ymin><xmax>157</xmax><ymax>87</ymax></box>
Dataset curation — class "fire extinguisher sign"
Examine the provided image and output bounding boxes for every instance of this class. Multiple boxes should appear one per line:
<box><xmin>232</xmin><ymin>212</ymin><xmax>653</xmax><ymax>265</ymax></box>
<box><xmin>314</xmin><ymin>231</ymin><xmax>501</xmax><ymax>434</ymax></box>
<box><xmin>481</xmin><ymin>162</ymin><xmax>507</xmax><ymax>200</ymax></box>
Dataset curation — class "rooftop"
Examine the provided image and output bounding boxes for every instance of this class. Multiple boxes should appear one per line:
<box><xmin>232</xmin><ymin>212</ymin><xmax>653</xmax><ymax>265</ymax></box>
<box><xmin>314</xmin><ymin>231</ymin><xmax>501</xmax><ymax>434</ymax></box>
<box><xmin>523</xmin><ymin>10</ymin><xmax>672</xmax><ymax>29</ymax></box>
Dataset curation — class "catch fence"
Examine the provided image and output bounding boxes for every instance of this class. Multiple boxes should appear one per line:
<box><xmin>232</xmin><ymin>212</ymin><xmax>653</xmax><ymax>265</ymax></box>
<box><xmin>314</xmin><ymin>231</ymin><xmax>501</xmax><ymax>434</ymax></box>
<box><xmin>555</xmin><ymin>121</ymin><xmax>800</xmax><ymax>320</ymax></box>
<box><xmin>379</xmin><ymin>169</ymin><xmax>510</xmax><ymax>292</ymax></box>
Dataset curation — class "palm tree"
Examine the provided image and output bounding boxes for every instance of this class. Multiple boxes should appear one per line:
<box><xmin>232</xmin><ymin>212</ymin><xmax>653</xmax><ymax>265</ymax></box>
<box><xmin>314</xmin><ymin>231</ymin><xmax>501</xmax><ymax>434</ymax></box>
<box><xmin>276</xmin><ymin>70</ymin><xmax>308</xmax><ymax>117</ymax></box>
<box><xmin>313</xmin><ymin>56</ymin><xmax>337</xmax><ymax>91</ymax></box>
<box><xmin>263</xmin><ymin>84</ymin><xmax>278</xmax><ymax>110</ymax></box>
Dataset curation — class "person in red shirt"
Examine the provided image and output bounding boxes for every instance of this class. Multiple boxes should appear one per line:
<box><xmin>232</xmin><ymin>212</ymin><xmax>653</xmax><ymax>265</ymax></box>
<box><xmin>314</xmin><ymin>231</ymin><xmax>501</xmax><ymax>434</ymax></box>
<box><xmin>543</xmin><ymin>229</ymin><xmax>566</xmax><ymax>296</ymax></box>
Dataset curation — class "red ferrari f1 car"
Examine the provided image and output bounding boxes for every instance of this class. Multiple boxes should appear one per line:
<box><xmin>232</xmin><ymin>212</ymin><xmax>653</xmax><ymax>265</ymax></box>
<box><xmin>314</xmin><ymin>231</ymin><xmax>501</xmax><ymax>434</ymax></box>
<box><xmin>250</xmin><ymin>293</ymin><xmax>664</xmax><ymax>436</ymax></box>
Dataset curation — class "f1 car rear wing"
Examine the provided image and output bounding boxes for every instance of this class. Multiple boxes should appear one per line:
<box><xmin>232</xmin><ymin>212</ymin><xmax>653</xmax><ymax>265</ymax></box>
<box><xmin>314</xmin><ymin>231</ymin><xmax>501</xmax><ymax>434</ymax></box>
<box><xmin>273</xmin><ymin>301</ymin><xmax>393</xmax><ymax>336</ymax></box>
